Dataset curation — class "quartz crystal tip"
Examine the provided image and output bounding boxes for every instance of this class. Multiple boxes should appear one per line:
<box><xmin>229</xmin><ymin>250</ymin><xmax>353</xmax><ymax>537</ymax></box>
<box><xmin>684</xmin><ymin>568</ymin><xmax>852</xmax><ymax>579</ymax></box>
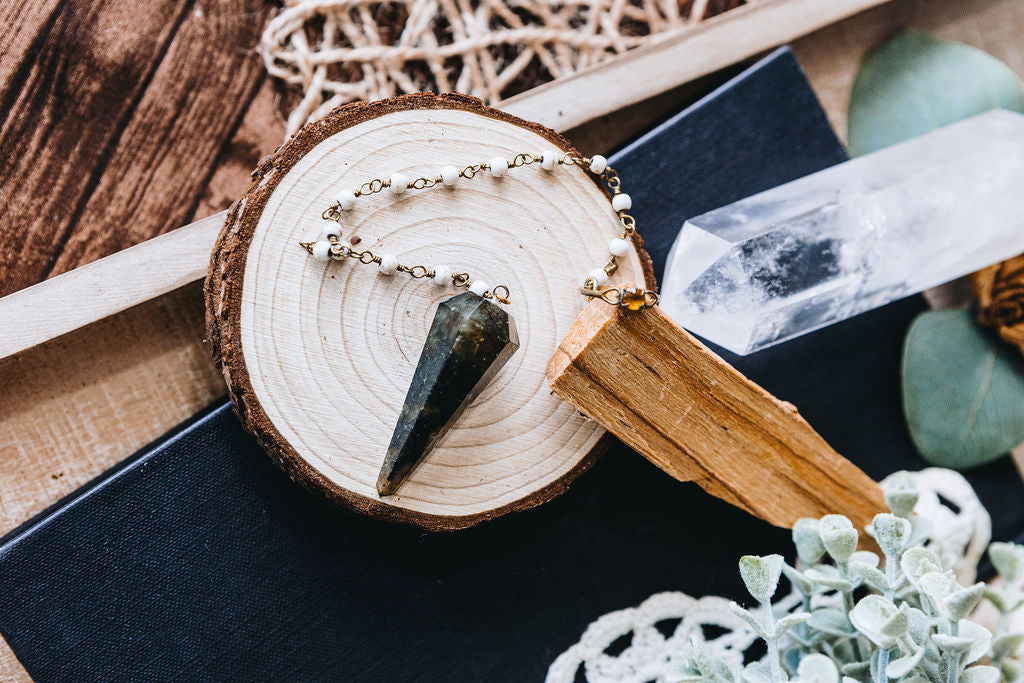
<box><xmin>376</xmin><ymin>292</ymin><xmax>519</xmax><ymax>496</ymax></box>
<box><xmin>661</xmin><ymin>110</ymin><xmax>1024</xmax><ymax>355</ymax></box>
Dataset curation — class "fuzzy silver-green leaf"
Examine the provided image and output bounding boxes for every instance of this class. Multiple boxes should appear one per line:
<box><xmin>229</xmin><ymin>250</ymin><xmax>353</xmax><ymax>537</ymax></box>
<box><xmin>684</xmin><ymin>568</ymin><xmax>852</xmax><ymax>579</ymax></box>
<box><xmin>739</xmin><ymin>555</ymin><xmax>784</xmax><ymax>605</ymax></box>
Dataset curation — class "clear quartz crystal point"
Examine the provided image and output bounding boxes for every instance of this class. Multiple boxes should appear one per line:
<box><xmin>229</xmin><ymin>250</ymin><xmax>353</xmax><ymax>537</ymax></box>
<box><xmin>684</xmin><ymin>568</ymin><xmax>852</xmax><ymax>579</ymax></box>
<box><xmin>661</xmin><ymin>110</ymin><xmax>1024</xmax><ymax>355</ymax></box>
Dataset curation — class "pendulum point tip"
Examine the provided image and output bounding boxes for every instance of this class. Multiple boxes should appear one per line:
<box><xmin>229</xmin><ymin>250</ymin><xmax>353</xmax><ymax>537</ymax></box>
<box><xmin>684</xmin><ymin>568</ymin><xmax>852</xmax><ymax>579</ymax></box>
<box><xmin>376</xmin><ymin>468</ymin><xmax>399</xmax><ymax>497</ymax></box>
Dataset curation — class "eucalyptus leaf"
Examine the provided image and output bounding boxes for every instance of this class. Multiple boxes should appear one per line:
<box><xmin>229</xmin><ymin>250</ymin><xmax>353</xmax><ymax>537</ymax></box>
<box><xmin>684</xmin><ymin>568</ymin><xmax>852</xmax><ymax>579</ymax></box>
<box><xmin>902</xmin><ymin>309</ymin><xmax>1024</xmax><ymax>469</ymax></box>
<box><xmin>848</xmin><ymin>30</ymin><xmax>1024</xmax><ymax>157</ymax></box>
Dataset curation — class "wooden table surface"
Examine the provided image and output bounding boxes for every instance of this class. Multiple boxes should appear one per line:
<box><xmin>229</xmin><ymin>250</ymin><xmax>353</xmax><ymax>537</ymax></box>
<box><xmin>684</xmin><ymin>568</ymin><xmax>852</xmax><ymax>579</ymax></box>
<box><xmin>0</xmin><ymin>0</ymin><xmax>283</xmax><ymax>297</ymax></box>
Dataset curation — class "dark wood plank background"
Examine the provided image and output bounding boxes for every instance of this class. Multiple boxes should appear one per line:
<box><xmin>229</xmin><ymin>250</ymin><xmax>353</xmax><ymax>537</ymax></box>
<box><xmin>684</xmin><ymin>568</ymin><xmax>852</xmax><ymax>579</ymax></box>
<box><xmin>0</xmin><ymin>0</ymin><xmax>284</xmax><ymax>297</ymax></box>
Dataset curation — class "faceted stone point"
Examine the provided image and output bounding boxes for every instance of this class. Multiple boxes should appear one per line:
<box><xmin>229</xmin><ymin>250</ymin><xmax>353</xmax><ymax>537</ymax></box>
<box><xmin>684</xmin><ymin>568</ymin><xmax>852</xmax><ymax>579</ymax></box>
<box><xmin>377</xmin><ymin>292</ymin><xmax>519</xmax><ymax>496</ymax></box>
<box><xmin>661</xmin><ymin>110</ymin><xmax>1024</xmax><ymax>355</ymax></box>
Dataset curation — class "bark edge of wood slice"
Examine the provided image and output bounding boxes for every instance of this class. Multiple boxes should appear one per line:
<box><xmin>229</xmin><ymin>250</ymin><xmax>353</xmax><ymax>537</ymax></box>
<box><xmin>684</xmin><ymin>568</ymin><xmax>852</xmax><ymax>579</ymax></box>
<box><xmin>205</xmin><ymin>93</ymin><xmax>655</xmax><ymax>530</ymax></box>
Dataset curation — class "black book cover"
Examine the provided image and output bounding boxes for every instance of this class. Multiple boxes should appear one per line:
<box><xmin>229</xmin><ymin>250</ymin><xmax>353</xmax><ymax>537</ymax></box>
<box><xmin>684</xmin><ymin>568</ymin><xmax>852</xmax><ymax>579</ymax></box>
<box><xmin>3</xmin><ymin>48</ymin><xmax>1022</xmax><ymax>682</ymax></box>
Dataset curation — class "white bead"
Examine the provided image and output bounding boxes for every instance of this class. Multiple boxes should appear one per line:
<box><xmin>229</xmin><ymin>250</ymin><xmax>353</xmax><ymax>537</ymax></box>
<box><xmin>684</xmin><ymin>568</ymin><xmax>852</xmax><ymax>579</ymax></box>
<box><xmin>609</xmin><ymin>238</ymin><xmax>630</xmax><ymax>257</ymax></box>
<box><xmin>612</xmin><ymin>193</ymin><xmax>632</xmax><ymax>212</ymax></box>
<box><xmin>311</xmin><ymin>240</ymin><xmax>332</xmax><ymax>262</ymax></box>
<box><xmin>432</xmin><ymin>265</ymin><xmax>451</xmax><ymax>285</ymax></box>
<box><xmin>589</xmin><ymin>155</ymin><xmax>607</xmax><ymax>174</ymax></box>
<box><xmin>540</xmin><ymin>150</ymin><xmax>557</xmax><ymax>171</ymax></box>
<box><xmin>337</xmin><ymin>190</ymin><xmax>357</xmax><ymax>211</ymax></box>
<box><xmin>488</xmin><ymin>157</ymin><xmax>507</xmax><ymax>178</ymax></box>
<box><xmin>378</xmin><ymin>253</ymin><xmax>399</xmax><ymax>275</ymax></box>
<box><xmin>588</xmin><ymin>268</ymin><xmax>609</xmax><ymax>285</ymax></box>
<box><xmin>469</xmin><ymin>280</ymin><xmax>489</xmax><ymax>297</ymax></box>
<box><xmin>440</xmin><ymin>165</ymin><xmax>459</xmax><ymax>187</ymax></box>
<box><xmin>321</xmin><ymin>224</ymin><xmax>342</xmax><ymax>241</ymax></box>
<box><xmin>388</xmin><ymin>173</ymin><xmax>408</xmax><ymax>194</ymax></box>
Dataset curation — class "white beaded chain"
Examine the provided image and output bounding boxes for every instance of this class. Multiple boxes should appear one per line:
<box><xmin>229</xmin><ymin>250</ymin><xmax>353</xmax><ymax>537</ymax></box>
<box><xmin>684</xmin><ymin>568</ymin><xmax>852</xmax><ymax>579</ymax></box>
<box><xmin>300</xmin><ymin>150</ymin><xmax>658</xmax><ymax>310</ymax></box>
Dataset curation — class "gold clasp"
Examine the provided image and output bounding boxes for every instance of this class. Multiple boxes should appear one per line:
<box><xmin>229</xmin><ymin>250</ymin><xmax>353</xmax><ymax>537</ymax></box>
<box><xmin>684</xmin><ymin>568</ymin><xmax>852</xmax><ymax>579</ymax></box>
<box><xmin>579</xmin><ymin>284</ymin><xmax>659</xmax><ymax>311</ymax></box>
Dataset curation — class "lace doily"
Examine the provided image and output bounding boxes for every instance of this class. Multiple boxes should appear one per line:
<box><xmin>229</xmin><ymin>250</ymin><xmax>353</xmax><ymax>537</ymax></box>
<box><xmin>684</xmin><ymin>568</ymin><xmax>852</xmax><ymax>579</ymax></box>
<box><xmin>260</xmin><ymin>0</ymin><xmax>746</xmax><ymax>135</ymax></box>
<box><xmin>546</xmin><ymin>468</ymin><xmax>993</xmax><ymax>683</ymax></box>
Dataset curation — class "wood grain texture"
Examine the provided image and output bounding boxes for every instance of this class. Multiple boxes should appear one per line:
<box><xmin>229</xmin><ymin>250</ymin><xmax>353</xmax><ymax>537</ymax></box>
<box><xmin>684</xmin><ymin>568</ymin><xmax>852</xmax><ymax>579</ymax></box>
<box><xmin>0</xmin><ymin>213</ymin><xmax>222</xmax><ymax>359</ymax></box>
<box><xmin>547</xmin><ymin>297</ymin><xmax>887</xmax><ymax>529</ymax></box>
<box><xmin>0</xmin><ymin>634</ymin><xmax>29</xmax><ymax>683</ymax></box>
<box><xmin>207</xmin><ymin>93</ymin><xmax>655</xmax><ymax>529</ymax></box>
<box><xmin>0</xmin><ymin>280</ymin><xmax>222</xmax><ymax>536</ymax></box>
<box><xmin>0</xmin><ymin>0</ymin><xmax>276</xmax><ymax>296</ymax></box>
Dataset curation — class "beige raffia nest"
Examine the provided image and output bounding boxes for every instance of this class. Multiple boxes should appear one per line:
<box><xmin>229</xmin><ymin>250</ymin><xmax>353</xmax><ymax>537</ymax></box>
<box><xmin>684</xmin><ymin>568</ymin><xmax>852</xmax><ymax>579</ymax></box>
<box><xmin>261</xmin><ymin>0</ymin><xmax>746</xmax><ymax>135</ymax></box>
<box><xmin>972</xmin><ymin>254</ymin><xmax>1024</xmax><ymax>356</ymax></box>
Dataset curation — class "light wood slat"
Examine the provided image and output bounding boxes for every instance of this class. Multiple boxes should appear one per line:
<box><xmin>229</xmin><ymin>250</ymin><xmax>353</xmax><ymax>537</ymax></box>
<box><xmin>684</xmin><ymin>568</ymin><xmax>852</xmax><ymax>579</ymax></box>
<box><xmin>0</xmin><ymin>212</ymin><xmax>222</xmax><ymax>359</ymax></box>
<box><xmin>500</xmin><ymin>0</ymin><xmax>893</xmax><ymax>131</ymax></box>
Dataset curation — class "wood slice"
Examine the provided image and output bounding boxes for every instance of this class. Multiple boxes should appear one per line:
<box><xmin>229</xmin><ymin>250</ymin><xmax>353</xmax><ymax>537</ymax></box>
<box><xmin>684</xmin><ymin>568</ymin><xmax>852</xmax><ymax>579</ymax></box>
<box><xmin>206</xmin><ymin>93</ymin><xmax>655</xmax><ymax>530</ymax></box>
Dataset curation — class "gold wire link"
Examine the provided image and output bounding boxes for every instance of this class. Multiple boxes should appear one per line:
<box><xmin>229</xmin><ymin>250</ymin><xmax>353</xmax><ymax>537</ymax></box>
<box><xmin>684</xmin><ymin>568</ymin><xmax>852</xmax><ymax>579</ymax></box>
<box><xmin>322</xmin><ymin>205</ymin><xmax>342</xmax><ymax>222</ymax></box>
<box><xmin>491</xmin><ymin>285</ymin><xmax>511</xmax><ymax>304</ymax></box>
<box><xmin>603</xmin><ymin>166</ymin><xmax>622</xmax><ymax>193</ymax></box>
<box><xmin>355</xmin><ymin>178</ymin><xmax>388</xmax><ymax>196</ymax></box>
<box><xmin>304</xmin><ymin>238</ymin><xmax>511</xmax><ymax>304</ymax></box>
<box><xmin>510</xmin><ymin>153</ymin><xmax>536</xmax><ymax>168</ymax></box>
<box><xmin>603</xmin><ymin>255</ymin><xmax>618</xmax><ymax>276</ymax></box>
<box><xmin>459</xmin><ymin>163</ymin><xmax>485</xmax><ymax>179</ymax></box>
<box><xmin>409</xmin><ymin>176</ymin><xmax>442</xmax><ymax>190</ymax></box>
<box><xmin>619</xmin><ymin>214</ymin><xmax>637</xmax><ymax>236</ymax></box>
<box><xmin>400</xmin><ymin>264</ymin><xmax>432</xmax><ymax>279</ymax></box>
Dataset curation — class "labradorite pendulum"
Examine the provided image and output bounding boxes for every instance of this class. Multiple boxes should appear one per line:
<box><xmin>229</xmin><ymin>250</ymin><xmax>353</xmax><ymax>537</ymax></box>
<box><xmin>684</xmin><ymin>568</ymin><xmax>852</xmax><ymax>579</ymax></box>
<box><xmin>376</xmin><ymin>292</ymin><xmax>519</xmax><ymax>496</ymax></box>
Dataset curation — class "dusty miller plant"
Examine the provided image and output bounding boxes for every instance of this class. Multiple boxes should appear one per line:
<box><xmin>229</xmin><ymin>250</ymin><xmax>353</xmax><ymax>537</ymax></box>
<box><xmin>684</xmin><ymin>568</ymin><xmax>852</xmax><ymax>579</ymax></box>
<box><xmin>669</xmin><ymin>472</ymin><xmax>1024</xmax><ymax>683</ymax></box>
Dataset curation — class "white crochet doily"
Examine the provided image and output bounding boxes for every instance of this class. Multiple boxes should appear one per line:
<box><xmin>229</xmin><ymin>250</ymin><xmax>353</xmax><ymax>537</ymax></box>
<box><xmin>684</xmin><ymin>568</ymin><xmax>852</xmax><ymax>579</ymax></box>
<box><xmin>547</xmin><ymin>468</ymin><xmax>992</xmax><ymax>683</ymax></box>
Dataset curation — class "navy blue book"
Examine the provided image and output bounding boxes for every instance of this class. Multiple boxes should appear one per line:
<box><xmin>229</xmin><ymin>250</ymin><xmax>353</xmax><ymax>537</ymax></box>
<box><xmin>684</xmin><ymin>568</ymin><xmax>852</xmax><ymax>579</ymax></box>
<box><xmin>3</xmin><ymin>48</ymin><xmax>1022</xmax><ymax>682</ymax></box>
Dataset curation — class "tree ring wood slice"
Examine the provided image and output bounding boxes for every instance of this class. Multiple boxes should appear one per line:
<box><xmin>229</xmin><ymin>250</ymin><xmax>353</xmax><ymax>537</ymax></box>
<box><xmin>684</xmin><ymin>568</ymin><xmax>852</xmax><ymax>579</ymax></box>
<box><xmin>206</xmin><ymin>93</ymin><xmax>655</xmax><ymax>530</ymax></box>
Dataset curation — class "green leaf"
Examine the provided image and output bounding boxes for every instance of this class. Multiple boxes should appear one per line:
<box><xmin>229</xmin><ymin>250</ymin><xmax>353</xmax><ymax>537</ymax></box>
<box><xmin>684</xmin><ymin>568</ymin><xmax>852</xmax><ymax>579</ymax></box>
<box><xmin>728</xmin><ymin>602</ymin><xmax>768</xmax><ymax>640</ymax></box>
<box><xmin>902</xmin><ymin>309</ymin><xmax>1024</xmax><ymax>469</ymax></box>
<box><xmin>739</xmin><ymin>555</ymin><xmax>784</xmax><ymax>604</ymax></box>
<box><xmin>848</xmin><ymin>30</ymin><xmax>1024</xmax><ymax>156</ymax></box>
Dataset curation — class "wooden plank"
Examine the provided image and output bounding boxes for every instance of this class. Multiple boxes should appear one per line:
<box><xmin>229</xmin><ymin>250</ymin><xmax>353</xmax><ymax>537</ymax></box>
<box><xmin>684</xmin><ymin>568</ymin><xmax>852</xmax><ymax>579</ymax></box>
<box><xmin>0</xmin><ymin>0</ymin><xmax>190</xmax><ymax>296</ymax></box>
<box><xmin>547</xmin><ymin>297</ymin><xmax>886</xmax><ymax>529</ymax></box>
<box><xmin>45</xmin><ymin>0</ymin><xmax>274</xmax><ymax>277</ymax></box>
<box><xmin>501</xmin><ymin>0</ymin><xmax>893</xmax><ymax>131</ymax></box>
<box><xmin>0</xmin><ymin>280</ymin><xmax>222</xmax><ymax>535</ymax></box>
<box><xmin>0</xmin><ymin>213</ymin><xmax>222</xmax><ymax>359</ymax></box>
<box><xmin>0</xmin><ymin>0</ymin><xmax>62</xmax><ymax>94</ymax></box>
<box><xmin>0</xmin><ymin>634</ymin><xmax>29</xmax><ymax>683</ymax></box>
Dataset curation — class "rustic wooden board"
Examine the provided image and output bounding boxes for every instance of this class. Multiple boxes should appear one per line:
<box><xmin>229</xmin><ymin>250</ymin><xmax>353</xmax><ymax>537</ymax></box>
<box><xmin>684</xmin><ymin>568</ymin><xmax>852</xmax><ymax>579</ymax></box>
<box><xmin>0</xmin><ymin>0</ymin><xmax>275</xmax><ymax>297</ymax></box>
<box><xmin>207</xmin><ymin>93</ymin><xmax>654</xmax><ymax>528</ymax></box>
<box><xmin>6</xmin><ymin>0</ymin><xmax>1024</xmax><ymax>673</ymax></box>
<box><xmin>0</xmin><ymin>281</ymin><xmax>222</xmax><ymax>535</ymax></box>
